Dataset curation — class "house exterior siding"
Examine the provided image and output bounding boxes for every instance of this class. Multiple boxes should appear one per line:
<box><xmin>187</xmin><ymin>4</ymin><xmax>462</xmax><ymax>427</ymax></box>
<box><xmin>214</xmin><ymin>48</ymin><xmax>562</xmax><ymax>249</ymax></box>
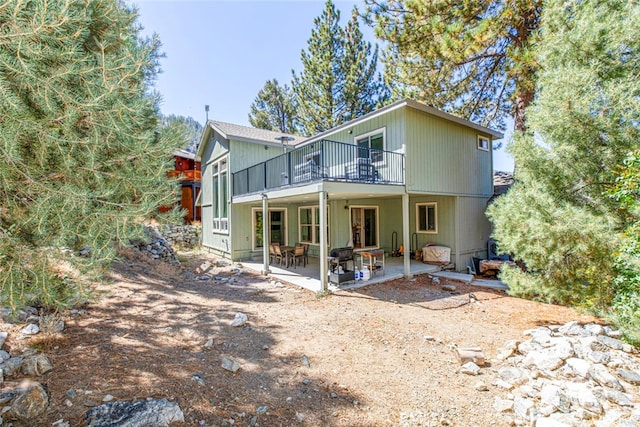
<box><xmin>404</xmin><ymin>108</ymin><xmax>493</xmax><ymax>196</ymax></box>
<box><xmin>197</xmin><ymin>99</ymin><xmax>501</xmax><ymax>275</ymax></box>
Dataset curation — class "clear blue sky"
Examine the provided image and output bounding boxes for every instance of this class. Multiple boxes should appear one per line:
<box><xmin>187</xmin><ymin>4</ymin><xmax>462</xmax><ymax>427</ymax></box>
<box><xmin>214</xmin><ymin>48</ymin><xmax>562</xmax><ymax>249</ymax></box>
<box><xmin>133</xmin><ymin>0</ymin><xmax>514</xmax><ymax>172</ymax></box>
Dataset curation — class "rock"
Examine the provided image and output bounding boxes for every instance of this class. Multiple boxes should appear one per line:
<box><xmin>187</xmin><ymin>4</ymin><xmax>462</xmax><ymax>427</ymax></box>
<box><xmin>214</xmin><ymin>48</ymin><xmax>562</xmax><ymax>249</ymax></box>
<box><xmin>191</xmin><ymin>374</ymin><xmax>205</xmax><ymax>385</ymax></box>
<box><xmin>4</xmin><ymin>380</ymin><xmax>49</xmax><ymax>422</ymax></box>
<box><xmin>102</xmin><ymin>394</ymin><xmax>114</xmax><ymax>402</ymax></box>
<box><xmin>0</xmin><ymin>331</ymin><xmax>8</xmax><ymax>348</ymax></box>
<box><xmin>493</xmin><ymin>397</ymin><xmax>513</xmax><ymax>412</ymax></box>
<box><xmin>535</xmin><ymin>416</ymin><xmax>572</xmax><ymax>427</ymax></box>
<box><xmin>459</xmin><ymin>362</ymin><xmax>480</xmax><ymax>375</ymax></box>
<box><xmin>21</xmin><ymin>324</ymin><xmax>39</xmax><ymax>335</ymax></box>
<box><xmin>0</xmin><ymin>350</ymin><xmax>10</xmax><ymax>361</ymax></box>
<box><xmin>565</xmin><ymin>357</ymin><xmax>590</xmax><ymax>378</ymax></box>
<box><xmin>221</xmin><ymin>357</ymin><xmax>240</xmax><ymax>373</ymax></box>
<box><xmin>195</xmin><ymin>275</ymin><xmax>211</xmax><ymax>281</ymax></box>
<box><xmin>603</xmin><ymin>389</ymin><xmax>634</xmax><ymax>406</ymax></box>
<box><xmin>21</xmin><ymin>354</ymin><xmax>53</xmax><ymax>376</ymax></box>
<box><xmin>256</xmin><ymin>406</ymin><xmax>268</xmax><ymax>414</ymax></box>
<box><xmin>203</xmin><ymin>338</ymin><xmax>214</xmax><ymax>349</ymax></box>
<box><xmin>432</xmin><ymin>276</ymin><xmax>440</xmax><ymax>285</ymax></box>
<box><xmin>523</xmin><ymin>350</ymin><xmax>564</xmax><ymax>371</ymax></box>
<box><xmin>540</xmin><ymin>384</ymin><xmax>570</xmax><ymax>413</ymax></box>
<box><xmin>498</xmin><ymin>367</ymin><xmax>528</xmax><ymax>386</ymax></box>
<box><xmin>589</xmin><ymin>364</ymin><xmax>623</xmax><ymax>390</ymax></box>
<box><xmin>513</xmin><ymin>396</ymin><xmax>534</xmax><ymax>420</ymax></box>
<box><xmin>474</xmin><ymin>381</ymin><xmax>489</xmax><ymax>391</ymax></box>
<box><xmin>1</xmin><ymin>357</ymin><xmax>24</xmax><ymax>377</ymax></box>
<box><xmin>617</xmin><ymin>368</ymin><xmax>640</xmax><ymax>385</ymax></box>
<box><xmin>595</xmin><ymin>335</ymin><xmax>625</xmax><ymax>351</ymax></box>
<box><xmin>300</xmin><ymin>355</ymin><xmax>311</xmax><ymax>368</ymax></box>
<box><xmin>84</xmin><ymin>398</ymin><xmax>184</xmax><ymax>427</ymax></box>
<box><xmin>584</xmin><ymin>324</ymin><xmax>605</xmax><ymax>336</ymax></box>
<box><xmin>497</xmin><ymin>340</ymin><xmax>519</xmax><ymax>360</ymax></box>
<box><xmin>231</xmin><ymin>312</ymin><xmax>248</xmax><ymax>327</ymax></box>
<box><xmin>441</xmin><ymin>284</ymin><xmax>456</xmax><ymax>292</ymax></box>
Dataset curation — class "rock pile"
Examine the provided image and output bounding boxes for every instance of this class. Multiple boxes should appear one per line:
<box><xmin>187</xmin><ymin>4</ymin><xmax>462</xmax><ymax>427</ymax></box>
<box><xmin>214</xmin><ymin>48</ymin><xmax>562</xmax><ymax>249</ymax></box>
<box><xmin>161</xmin><ymin>224</ymin><xmax>201</xmax><ymax>249</ymax></box>
<box><xmin>130</xmin><ymin>226</ymin><xmax>179</xmax><ymax>264</ymax></box>
<box><xmin>492</xmin><ymin>321</ymin><xmax>640</xmax><ymax>426</ymax></box>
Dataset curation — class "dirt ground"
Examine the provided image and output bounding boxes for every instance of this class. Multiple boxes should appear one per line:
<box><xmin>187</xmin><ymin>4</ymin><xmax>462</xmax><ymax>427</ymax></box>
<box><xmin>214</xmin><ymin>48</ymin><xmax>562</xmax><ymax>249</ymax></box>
<box><xmin>18</xmin><ymin>249</ymin><xmax>602</xmax><ymax>426</ymax></box>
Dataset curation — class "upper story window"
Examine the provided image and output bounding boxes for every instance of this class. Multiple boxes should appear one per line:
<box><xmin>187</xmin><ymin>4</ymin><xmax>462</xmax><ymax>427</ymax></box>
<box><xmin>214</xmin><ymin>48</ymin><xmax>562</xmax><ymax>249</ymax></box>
<box><xmin>212</xmin><ymin>156</ymin><xmax>228</xmax><ymax>232</ymax></box>
<box><xmin>355</xmin><ymin>128</ymin><xmax>385</xmax><ymax>163</ymax></box>
<box><xmin>416</xmin><ymin>202</ymin><xmax>437</xmax><ymax>234</ymax></box>
<box><xmin>477</xmin><ymin>135</ymin><xmax>490</xmax><ymax>151</ymax></box>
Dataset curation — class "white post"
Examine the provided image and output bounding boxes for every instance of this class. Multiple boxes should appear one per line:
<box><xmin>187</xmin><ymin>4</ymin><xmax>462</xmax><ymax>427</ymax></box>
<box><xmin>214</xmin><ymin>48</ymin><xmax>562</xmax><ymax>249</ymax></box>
<box><xmin>402</xmin><ymin>192</ymin><xmax>412</xmax><ymax>279</ymax></box>
<box><xmin>261</xmin><ymin>194</ymin><xmax>270</xmax><ymax>275</ymax></box>
<box><xmin>319</xmin><ymin>191</ymin><xmax>328</xmax><ymax>291</ymax></box>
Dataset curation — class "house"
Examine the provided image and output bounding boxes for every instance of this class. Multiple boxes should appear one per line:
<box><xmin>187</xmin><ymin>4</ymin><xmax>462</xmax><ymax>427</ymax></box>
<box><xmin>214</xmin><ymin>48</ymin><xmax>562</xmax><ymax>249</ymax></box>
<box><xmin>166</xmin><ymin>149</ymin><xmax>201</xmax><ymax>223</ymax></box>
<box><xmin>196</xmin><ymin>99</ymin><xmax>502</xmax><ymax>290</ymax></box>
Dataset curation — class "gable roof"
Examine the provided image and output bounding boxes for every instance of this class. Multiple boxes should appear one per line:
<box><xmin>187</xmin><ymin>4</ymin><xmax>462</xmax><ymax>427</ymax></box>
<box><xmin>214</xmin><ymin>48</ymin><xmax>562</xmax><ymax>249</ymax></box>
<box><xmin>196</xmin><ymin>120</ymin><xmax>305</xmax><ymax>161</ymax></box>
<box><xmin>303</xmin><ymin>99</ymin><xmax>503</xmax><ymax>144</ymax></box>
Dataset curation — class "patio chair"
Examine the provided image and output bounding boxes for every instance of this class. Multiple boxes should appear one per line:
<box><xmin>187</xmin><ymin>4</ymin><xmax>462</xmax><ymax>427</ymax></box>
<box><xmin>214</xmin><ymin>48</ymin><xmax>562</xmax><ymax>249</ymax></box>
<box><xmin>302</xmin><ymin>243</ymin><xmax>309</xmax><ymax>266</ymax></box>
<box><xmin>290</xmin><ymin>245</ymin><xmax>306</xmax><ymax>268</ymax></box>
<box><xmin>268</xmin><ymin>243</ymin><xmax>276</xmax><ymax>263</ymax></box>
<box><xmin>273</xmin><ymin>244</ymin><xmax>285</xmax><ymax>266</ymax></box>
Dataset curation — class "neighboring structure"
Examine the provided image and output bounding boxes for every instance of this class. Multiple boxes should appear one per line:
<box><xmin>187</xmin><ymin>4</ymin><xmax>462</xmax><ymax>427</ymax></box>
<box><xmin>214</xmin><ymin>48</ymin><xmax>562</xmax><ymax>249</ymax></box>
<box><xmin>491</xmin><ymin>170</ymin><xmax>514</xmax><ymax>202</ymax></box>
<box><xmin>196</xmin><ymin>99</ymin><xmax>502</xmax><ymax>289</ymax></box>
<box><xmin>167</xmin><ymin>149</ymin><xmax>201</xmax><ymax>223</ymax></box>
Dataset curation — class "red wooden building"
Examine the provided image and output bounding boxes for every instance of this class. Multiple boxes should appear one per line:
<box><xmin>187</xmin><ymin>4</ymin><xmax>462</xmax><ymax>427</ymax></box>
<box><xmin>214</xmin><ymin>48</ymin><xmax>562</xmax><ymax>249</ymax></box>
<box><xmin>167</xmin><ymin>149</ymin><xmax>201</xmax><ymax>223</ymax></box>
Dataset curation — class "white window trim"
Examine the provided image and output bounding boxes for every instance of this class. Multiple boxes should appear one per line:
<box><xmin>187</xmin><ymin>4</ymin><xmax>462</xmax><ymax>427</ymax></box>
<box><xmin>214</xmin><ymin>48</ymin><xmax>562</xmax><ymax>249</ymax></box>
<box><xmin>354</xmin><ymin>127</ymin><xmax>386</xmax><ymax>164</ymax></box>
<box><xmin>349</xmin><ymin>205</ymin><xmax>380</xmax><ymax>251</ymax></box>
<box><xmin>212</xmin><ymin>155</ymin><xmax>229</xmax><ymax>234</ymax></box>
<box><xmin>477</xmin><ymin>135</ymin><xmax>490</xmax><ymax>151</ymax></box>
<box><xmin>416</xmin><ymin>202</ymin><xmax>438</xmax><ymax>234</ymax></box>
<box><xmin>251</xmin><ymin>207</ymin><xmax>288</xmax><ymax>251</ymax></box>
<box><xmin>298</xmin><ymin>205</ymin><xmax>329</xmax><ymax>245</ymax></box>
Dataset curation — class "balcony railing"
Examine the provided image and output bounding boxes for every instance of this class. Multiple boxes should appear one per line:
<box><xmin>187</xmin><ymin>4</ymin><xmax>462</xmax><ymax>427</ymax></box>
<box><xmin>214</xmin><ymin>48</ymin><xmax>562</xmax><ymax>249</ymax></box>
<box><xmin>167</xmin><ymin>169</ymin><xmax>201</xmax><ymax>182</ymax></box>
<box><xmin>232</xmin><ymin>139</ymin><xmax>404</xmax><ymax>197</ymax></box>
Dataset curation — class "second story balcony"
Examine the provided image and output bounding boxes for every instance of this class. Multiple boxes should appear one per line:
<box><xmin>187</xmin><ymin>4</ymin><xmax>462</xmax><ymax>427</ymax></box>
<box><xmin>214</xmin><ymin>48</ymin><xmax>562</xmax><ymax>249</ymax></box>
<box><xmin>232</xmin><ymin>139</ymin><xmax>404</xmax><ymax>197</ymax></box>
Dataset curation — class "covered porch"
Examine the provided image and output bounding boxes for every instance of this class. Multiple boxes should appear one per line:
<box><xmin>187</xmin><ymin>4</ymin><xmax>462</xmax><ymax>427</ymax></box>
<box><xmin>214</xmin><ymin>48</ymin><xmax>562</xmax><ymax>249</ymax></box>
<box><xmin>241</xmin><ymin>254</ymin><xmax>442</xmax><ymax>293</ymax></box>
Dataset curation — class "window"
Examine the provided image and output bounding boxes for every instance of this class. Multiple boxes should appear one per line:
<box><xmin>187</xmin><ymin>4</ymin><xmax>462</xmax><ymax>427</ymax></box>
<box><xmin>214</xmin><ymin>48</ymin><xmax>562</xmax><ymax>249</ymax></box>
<box><xmin>416</xmin><ymin>202</ymin><xmax>437</xmax><ymax>234</ymax></box>
<box><xmin>477</xmin><ymin>135</ymin><xmax>490</xmax><ymax>151</ymax></box>
<box><xmin>298</xmin><ymin>206</ymin><xmax>328</xmax><ymax>245</ymax></box>
<box><xmin>212</xmin><ymin>156</ymin><xmax>228</xmax><ymax>232</ymax></box>
<box><xmin>355</xmin><ymin>128</ymin><xmax>385</xmax><ymax>163</ymax></box>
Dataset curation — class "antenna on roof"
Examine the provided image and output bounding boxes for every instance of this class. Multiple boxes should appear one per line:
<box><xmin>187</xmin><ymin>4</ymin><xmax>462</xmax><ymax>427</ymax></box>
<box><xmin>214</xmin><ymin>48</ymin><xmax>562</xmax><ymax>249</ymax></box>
<box><xmin>205</xmin><ymin>105</ymin><xmax>209</xmax><ymax>123</ymax></box>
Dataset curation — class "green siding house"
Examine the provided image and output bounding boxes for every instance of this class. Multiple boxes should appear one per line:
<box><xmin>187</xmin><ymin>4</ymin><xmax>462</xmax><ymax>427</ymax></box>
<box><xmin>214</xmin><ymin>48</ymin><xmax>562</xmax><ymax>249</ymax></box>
<box><xmin>196</xmin><ymin>99</ymin><xmax>502</xmax><ymax>289</ymax></box>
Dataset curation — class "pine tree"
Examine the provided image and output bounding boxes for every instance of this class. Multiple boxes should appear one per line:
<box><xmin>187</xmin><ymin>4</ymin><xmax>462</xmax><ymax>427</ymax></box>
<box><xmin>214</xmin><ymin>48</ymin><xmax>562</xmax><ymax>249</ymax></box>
<box><xmin>292</xmin><ymin>0</ymin><xmax>387</xmax><ymax>135</ymax></box>
<box><xmin>487</xmin><ymin>0</ymin><xmax>640</xmax><ymax>319</ymax></box>
<box><xmin>341</xmin><ymin>7</ymin><xmax>389</xmax><ymax>123</ymax></box>
<box><xmin>0</xmin><ymin>0</ymin><xmax>183</xmax><ymax>310</ymax></box>
<box><xmin>366</xmin><ymin>0</ymin><xmax>541</xmax><ymax>131</ymax></box>
<box><xmin>163</xmin><ymin>115</ymin><xmax>203</xmax><ymax>153</ymax></box>
<box><xmin>248</xmin><ymin>79</ymin><xmax>297</xmax><ymax>134</ymax></box>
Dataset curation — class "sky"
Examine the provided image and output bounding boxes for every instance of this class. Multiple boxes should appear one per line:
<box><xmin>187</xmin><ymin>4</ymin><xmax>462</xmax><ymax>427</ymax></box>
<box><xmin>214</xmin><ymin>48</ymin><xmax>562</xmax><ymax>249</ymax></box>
<box><xmin>133</xmin><ymin>0</ymin><xmax>514</xmax><ymax>172</ymax></box>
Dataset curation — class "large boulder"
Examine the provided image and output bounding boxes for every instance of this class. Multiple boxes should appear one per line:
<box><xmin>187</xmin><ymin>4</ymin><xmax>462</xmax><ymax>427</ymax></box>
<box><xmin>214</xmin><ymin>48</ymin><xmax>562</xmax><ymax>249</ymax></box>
<box><xmin>84</xmin><ymin>398</ymin><xmax>184</xmax><ymax>427</ymax></box>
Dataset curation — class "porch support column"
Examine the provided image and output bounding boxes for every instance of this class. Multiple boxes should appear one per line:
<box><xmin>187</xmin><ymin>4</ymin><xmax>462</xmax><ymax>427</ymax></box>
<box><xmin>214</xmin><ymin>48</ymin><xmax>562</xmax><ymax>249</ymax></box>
<box><xmin>402</xmin><ymin>192</ymin><xmax>412</xmax><ymax>279</ymax></box>
<box><xmin>455</xmin><ymin>196</ymin><xmax>461</xmax><ymax>272</ymax></box>
<box><xmin>319</xmin><ymin>190</ymin><xmax>328</xmax><ymax>292</ymax></box>
<box><xmin>261</xmin><ymin>194</ymin><xmax>270</xmax><ymax>275</ymax></box>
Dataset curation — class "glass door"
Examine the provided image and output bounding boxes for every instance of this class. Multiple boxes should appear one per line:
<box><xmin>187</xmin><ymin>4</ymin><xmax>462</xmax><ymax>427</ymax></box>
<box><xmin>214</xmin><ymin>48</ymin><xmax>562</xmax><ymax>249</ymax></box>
<box><xmin>254</xmin><ymin>209</ymin><xmax>287</xmax><ymax>249</ymax></box>
<box><xmin>350</xmin><ymin>207</ymin><xmax>378</xmax><ymax>249</ymax></box>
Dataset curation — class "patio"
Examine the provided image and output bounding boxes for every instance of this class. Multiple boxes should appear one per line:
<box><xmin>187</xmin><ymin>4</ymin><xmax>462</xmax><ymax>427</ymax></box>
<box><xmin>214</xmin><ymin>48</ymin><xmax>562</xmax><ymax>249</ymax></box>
<box><xmin>241</xmin><ymin>254</ymin><xmax>442</xmax><ymax>293</ymax></box>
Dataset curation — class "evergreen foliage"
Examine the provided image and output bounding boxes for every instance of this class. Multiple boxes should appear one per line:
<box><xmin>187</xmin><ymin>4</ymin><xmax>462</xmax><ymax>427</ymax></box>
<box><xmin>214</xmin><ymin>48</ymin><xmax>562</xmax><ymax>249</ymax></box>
<box><xmin>163</xmin><ymin>115</ymin><xmax>203</xmax><ymax>153</ymax></box>
<box><xmin>291</xmin><ymin>1</ymin><xmax>388</xmax><ymax>135</ymax></box>
<box><xmin>0</xmin><ymin>0</ymin><xmax>184</xmax><ymax>310</ymax></box>
<box><xmin>248</xmin><ymin>79</ymin><xmax>297</xmax><ymax>134</ymax></box>
<box><xmin>487</xmin><ymin>0</ymin><xmax>640</xmax><ymax>339</ymax></box>
<box><xmin>365</xmin><ymin>0</ymin><xmax>541</xmax><ymax>131</ymax></box>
